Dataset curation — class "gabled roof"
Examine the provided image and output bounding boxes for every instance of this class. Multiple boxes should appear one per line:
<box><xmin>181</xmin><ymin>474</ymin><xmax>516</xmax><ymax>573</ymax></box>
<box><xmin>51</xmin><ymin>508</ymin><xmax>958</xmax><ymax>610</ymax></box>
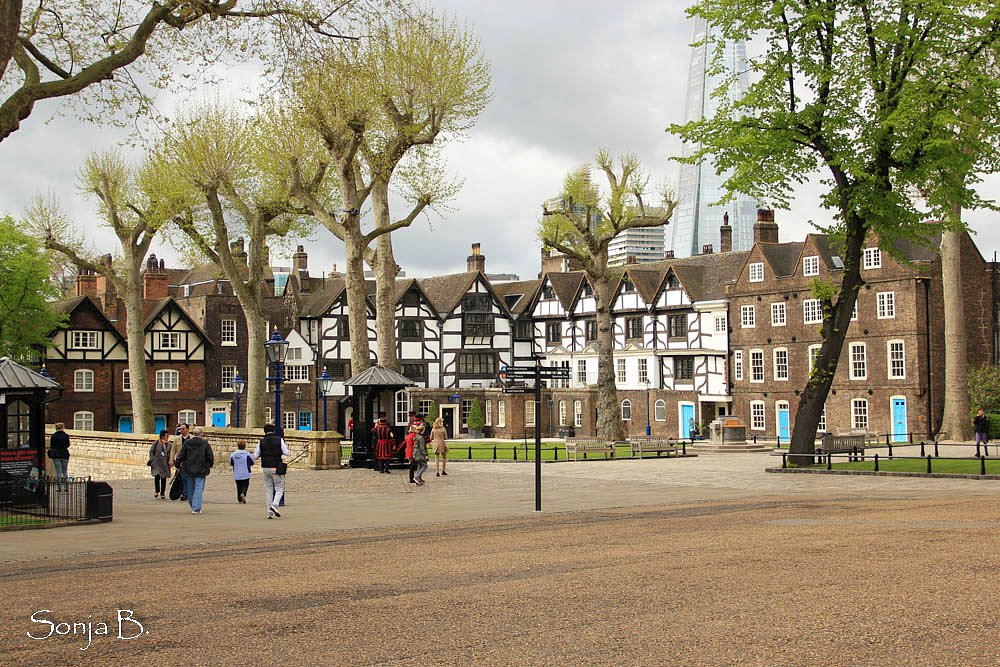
<box><xmin>0</xmin><ymin>357</ymin><xmax>60</xmax><ymax>390</ymax></box>
<box><xmin>546</xmin><ymin>272</ymin><xmax>585</xmax><ymax>310</ymax></box>
<box><xmin>624</xmin><ymin>269</ymin><xmax>662</xmax><ymax>304</ymax></box>
<box><xmin>760</xmin><ymin>242</ymin><xmax>804</xmax><ymax>278</ymax></box>
<box><xmin>50</xmin><ymin>296</ymin><xmax>126</xmax><ymax>340</ymax></box>
<box><xmin>493</xmin><ymin>279</ymin><xmax>543</xmax><ymax>316</ymax></box>
<box><xmin>142</xmin><ymin>297</ymin><xmax>212</xmax><ymax>344</ymax></box>
<box><xmin>418</xmin><ymin>272</ymin><xmax>493</xmax><ymax>316</ymax></box>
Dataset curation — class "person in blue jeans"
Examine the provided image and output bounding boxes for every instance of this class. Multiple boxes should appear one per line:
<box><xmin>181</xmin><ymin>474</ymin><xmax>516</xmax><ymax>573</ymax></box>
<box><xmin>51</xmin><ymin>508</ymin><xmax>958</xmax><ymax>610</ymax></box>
<box><xmin>174</xmin><ymin>426</ymin><xmax>214</xmax><ymax>514</ymax></box>
<box><xmin>48</xmin><ymin>423</ymin><xmax>71</xmax><ymax>491</ymax></box>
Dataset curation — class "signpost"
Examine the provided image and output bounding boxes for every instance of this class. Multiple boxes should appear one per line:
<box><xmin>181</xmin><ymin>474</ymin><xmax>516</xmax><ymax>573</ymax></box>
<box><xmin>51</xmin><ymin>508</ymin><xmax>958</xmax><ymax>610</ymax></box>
<box><xmin>498</xmin><ymin>363</ymin><xmax>571</xmax><ymax>512</ymax></box>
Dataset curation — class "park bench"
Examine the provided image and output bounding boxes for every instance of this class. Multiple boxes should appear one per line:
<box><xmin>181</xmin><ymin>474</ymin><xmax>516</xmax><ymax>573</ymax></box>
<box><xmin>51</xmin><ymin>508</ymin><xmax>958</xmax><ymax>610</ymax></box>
<box><xmin>629</xmin><ymin>437</ymin><xmax>679</xmax><ymax>458</ymax></box>
<box><xmin>565</xmin><ymin>439</ymin><xmax>616</xmax><ymax>461</ymax></box>
<box><xmin>816</xmin><ymin>433</ymin><xmax>866</xmax><ymax>461</ymax></box>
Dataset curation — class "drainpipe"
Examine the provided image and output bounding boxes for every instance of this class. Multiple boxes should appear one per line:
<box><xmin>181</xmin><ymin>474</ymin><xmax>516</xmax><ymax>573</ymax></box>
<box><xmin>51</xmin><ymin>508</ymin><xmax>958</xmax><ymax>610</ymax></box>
<box><xmin>921</xmin><ymin>278</ymin><xmax>933</xmax><ymax>438</ymax></box>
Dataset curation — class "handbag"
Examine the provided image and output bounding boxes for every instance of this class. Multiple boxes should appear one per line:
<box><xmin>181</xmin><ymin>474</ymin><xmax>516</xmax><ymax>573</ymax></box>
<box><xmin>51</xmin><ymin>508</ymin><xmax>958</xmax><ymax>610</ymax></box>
<box><xmin>275</xmin><ymin>460</ymin><xmax>288</xmax><ymax>475</ymax></box>
<box><xmin>168</xmin><ymin>471</ymin><xmax>184</xmax><ymax>500</ymax></box>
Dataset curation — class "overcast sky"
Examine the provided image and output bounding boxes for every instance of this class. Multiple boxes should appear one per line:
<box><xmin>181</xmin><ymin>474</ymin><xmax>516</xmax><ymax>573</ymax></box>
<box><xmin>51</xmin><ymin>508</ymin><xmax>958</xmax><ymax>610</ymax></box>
<box><xmin>2</xmin><ymin>0</ymin><xmax>999</xmax><ymax>283</ymax></box>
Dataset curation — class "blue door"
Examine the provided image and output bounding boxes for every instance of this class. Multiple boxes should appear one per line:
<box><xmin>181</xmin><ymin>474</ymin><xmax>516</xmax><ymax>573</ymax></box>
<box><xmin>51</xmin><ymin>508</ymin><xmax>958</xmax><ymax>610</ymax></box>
<box><xmin>777</xmin><ymin>403</ymin><xmax>790</xmax><ymax>442</ymax></box>
<box><xmin>118</xmin><ymin>416</ymin><xmax>133</xmax><ymax>433</ymax></box>
<box><xmin>892</xmin><ymin>398</ymin><xmax>907</xmax><ymax>442</ymax></box>
<box><xmin>680</xmin><ymin>403</ymin><xmax>695</xmax><ymax>439</ymax></box>
<box><xmin>155</xmin><ymin>415</ymin><xmax>167</xmax><ymax>433</ymax></box>
<box><xmin>298</xmin><ymin>411</ymin><xmax>313</xmax><ymax>431</ymax></box>
<box><xmin>212</xmin><ymin>411</ymin><xmax>227</xmax><ymax>428</ymax></box>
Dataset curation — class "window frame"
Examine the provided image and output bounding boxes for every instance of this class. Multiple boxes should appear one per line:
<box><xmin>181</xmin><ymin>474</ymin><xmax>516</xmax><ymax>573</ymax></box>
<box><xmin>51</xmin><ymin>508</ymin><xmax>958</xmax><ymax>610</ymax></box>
<box><xmin>620</xmin><ymin>399</ymin><xmax>632</xmax><ymax>421</ymax></box>
<box><xmin>70</xmin><ymin>330</ymin><xmax>100</xmax><ymax>350</ymax></box>
<box><xmin>748</xmin><ymin>262</ymin><xmax>764</xmax><ymax>282</ymax></box>
<box><xmin>849</xmin><ymin>342</ymin><xmax>867</xmax><ymax>380</ymax></box>
<box><xmin>74</xmin><ymin>369</ymin><xmax>94</xmax><ymax>392</ymax></box>
<box><xmin>887</xmin><ymin>340</ymin><xmax>906</xmax><ymax>379</ymax></box>
<box><xmin>457</xmin><ymin>351</ymin><xmax>497</xmax><ymax>378</ymax></box>
<box><xmin>802</xmin><ymin>255</ymin><xmax>820</xmax><ymax>276</ymax></box>
<box><xmin>770</xmin><ymin>302</ymin><xmax>786</xmax><ymax>327</ymax></box>
<box><xmin>674</xmin><ymin>356</ymin><xmax>694</xmax><ymax>381</ymax></box>
<box><xmin>733</xmin><ymin>350</ymin><xmax>744</xmax><ymax>381</ymax></box>
<box><xmin>615</xmin><ymin>358</ymin><xmax>626</xmax><ymax>384</ymax></box>
<box><xmin>803</xmin><ymin>299</ymin><xmax>823</xmax><ymax>324</ymax></box>
<box><xmin>220</xmin><ymin>319</ymin><xmax>237</xmax><ymax>346</ymax></box>
<box><xmin>73</xmin><ymin>410</ymin><xmax>94</xmax><ymax>431</ymax></box>
<box><xmin>773</xmin><ymin>347</ymin><xmax>789</xmax><ymax>381</ymax></box>
<box><xmin>851</xmin><ymin>398</ymin><xmax>869</xmax><ymax>430</ymax></box>
<box><xmin>749</xmin><ymin>401</ymin><xmax>766</xmax><ymax>431</ymax></box>
<box><xmin>863</xmin><ymin>247</ymin><xmax>882</xmax><ymax>269</ymax></box>
<box><xmin>876</xmin><ymin>291</ymin><xmax>895</xmax><ymax>319</ymax></box>
<box><xmin>654</xmin><ymin>399</ymin><xmax>667</xmax><ymax>422</ymax></box>
<box><xmin>157</xmin><ymin>331</ymin><xmax>183</xmax><ymax>351</ymax></box>
<box><xmin>749</xmin><ymin>349</ymin><xmax>764</xmax><ymax>383</ymax></box>
<box><xmin>156</xmin><ymin>369</ymin><xmax>180</xmax><ymax>392</ymax></box>
<box><xmin>741</xmin><ymin>305</ymin><xmax>756</xmax><ymax>328</ymax></box>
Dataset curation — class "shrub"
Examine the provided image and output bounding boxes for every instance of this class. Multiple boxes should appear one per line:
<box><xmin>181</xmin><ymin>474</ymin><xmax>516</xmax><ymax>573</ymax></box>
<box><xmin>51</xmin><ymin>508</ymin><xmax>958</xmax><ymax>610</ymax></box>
<box><xmin>467</xmin><ymin>398</ymin><xmax>484</xmax><ymax>431</ymax></box>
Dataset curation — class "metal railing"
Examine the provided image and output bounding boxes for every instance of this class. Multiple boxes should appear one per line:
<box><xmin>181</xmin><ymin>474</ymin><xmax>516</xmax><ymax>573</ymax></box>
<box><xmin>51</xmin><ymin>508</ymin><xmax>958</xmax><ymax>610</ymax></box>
<box><xmin>0</xmin><ymin>475</ymin><xmax>90</xmax><ymax>527</ymax></box>
<box><xmin>777</xmin><ymin>449</ymin><xmax>998</xmax><ymax>476</ymax></box>
<box><xmin>340</xmin><ymin>440</ymin><xmax>692</xmax><ymax>462</ymax></box>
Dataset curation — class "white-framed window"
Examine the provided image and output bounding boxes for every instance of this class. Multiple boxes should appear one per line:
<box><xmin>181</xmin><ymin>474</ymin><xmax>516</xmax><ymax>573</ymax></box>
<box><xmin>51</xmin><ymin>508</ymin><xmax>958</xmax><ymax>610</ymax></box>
<box><xmin>418</xmin><ymin>400</ymin><xmax>433</xmax><ymax>418</ymax></box>
<box><xmin>852</xmin><ymin>398</ymin><xmax>869</xmax><ymax>430</ymax></box>
<box><xmin>770</xmin><ymin>302</ymin><xmax>786</xmax><ymax>327</ymax></box>
<box><xmin>286</xmin><ymin>347</ymin><xmax>304</xmax><ymax>362</ymax></box>
<box><xmin>122</xmin><ymin>370</ymin><xmax>131</xmax><ymax>392</ymax></box>
<box><xmin>574</xmin><ymin>400</ymin><xmax>583</xmax><ymax>428</ymax></box>
<box><xmin>876</xmin><ymin>292</ymin><xmax>895</xmax><ymax>319</ymax></box>
<box><xmin>741</xmin><ymin>305</ymin><xmax>756</xmax><ymax>328</ymax></box>
<box><xmin>851</xmin><ymin>301</ymin><xmax>858</xmax><ymax>321</ymax></box>
<box><xmin>558</xmin><ymin>400</ymin><xmax>567</xmax><ymax>426</ymax></box>
<box><xmin>733</xmin><ymin>350</ymin><xmax>744</xmax><ymax>381</ymax></box>
<box><xmin>221</xmin><ymin>319</ymin><xmax>237</xmax><ymax>346</ymax></box>
<box><xmin>750</xmin><ymin>350</ymin><xmax>764</xmax><ymax>383</ymax></box>
<box><xmin>73</xmin><ymin>410</ymin><xmax>94</xmax><ymax>431</ymax></box>
<box><xmin>178</xmin><ymin>409</ymin><xmax>197</xmax><ymax>427</ymax></box>
<box><xmin>620</xmin><ymin>399</ymin><xmax>632</xmax><ymax>421</ymax></box>
<box><xmin>70</xmin><ymin>331</ymin><xmax>99</xmax><ymax>350</ymax></box>
<box><xmin>638</xmin><ymin>358</ymin><xmax>649</xmax><ymax>384</ymax></box>
<box><xmin>577</xmin><ymin>359</ymin><xmax>588</xmax><ymax>385</ymax></box>
<box><xmin>803</xmin><ymin>299</ymin><xmax>823</xmax><ymax>324</ymax></box>
<box><xmin>750</xmin><ymin>401</ymin><xmax>765</xmax><ymax>431</ymax></box>
<box><xmin>395</xmin><ymin>390</ymin><xmax>410</xmax><ymax>424</ymax></box>
<box><xmin>525</xmin><ymin>400</ymin><xmax>536</xmax><ymax>427</ymax></box>
<box><xmin>817</xmin><ymin>404</ymin><xmax>827</xmax><ymax>432</ymax></box>
<box><xmin>221</xmin><ymin>364</ymin><xmax>236</xmax><ymax>392</ymax></box>
<box><xmin>714</xmin><ymin>315</ymin><xmax>727</xmax><ymax>334</ymax></box>
<box><xmin>485</xmin><ymin>400</ymin><xmax>493</xmax><ymax>426</ymax></box>
<box><xmin>773</xmin><ymin>348</ymin><xmax>789</xmax><ymax>381</ymax></box>
<box><xmin>498</xmin><ymin>400</ymin><xmax>506</xmax><ymax>427</ymax></box>
<box><xmin>808</xmin><ymin>344</ymin><xmax>822</xmax><ymax>375</ymax></box>
<box><xmin>654</xmin><ymin>399</ymin><xmax>666</xmax><ymax>422</ymax></box>
<box><xmin>157</xmin><ymin>331</ymin><xmax>182</xmax><ymax>350</ymax></box>
<box><xmin>802</xmin><ymin>256</ymin><xmax>820</xmax><ymax>276</ymax></box>
<box><xmin>285</xmin><ymin>365</ymin><xmax>310</xmax><ymax>382</ymax></box>
<box><xmin>265</xmin><ymin>407</ymin><xmax>273</xmax><ymax>425</ymax></box>
<box><xmin>616</xmin><ymin>358</ymin><xmax>626</xmax><ymax>384</ymax></box>
<box><xmin>888</xmin><ymin>340</ymin><xmax>906</xmax><ymax>379</ymax></box>
<box><xmin>748</xmin><ymin>262</ymin><xmax>764</xmax><ymax>282</ymax></box>
<box><xmin>283</xmin><ymin>411</ymin><xmax>297</xmax><ymax>432</ymax></box>
<box><xmin>461</xmin><ymin>399</ymin><xmax>473</xmax><ymax>427</ymax></box>
<box><xmin>863</xmin><ymin>247</ymin><xmax>882</xmax><ymax>269</ymax></box>
<box><xmin>156</xmin><ymin>369</ymin><xmax>179</xmax><ymax>391</ymax></box>
<box><xmin>74</xmin><ymin>369</ymin><xmax>94</xmax><ymax>392</ymax></box>
<box><xmin>849</xmin><ymin>343</ymin><xmax>867</xmax><ymax>380</ymax></box>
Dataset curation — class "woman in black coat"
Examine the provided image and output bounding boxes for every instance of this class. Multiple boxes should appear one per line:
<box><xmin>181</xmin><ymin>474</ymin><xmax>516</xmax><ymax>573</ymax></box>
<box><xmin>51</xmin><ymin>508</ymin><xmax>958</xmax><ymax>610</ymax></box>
<box><xmin>48</xmin><ymin>422</ymin><xmax>71</xmax><ymax>490</ymax></box>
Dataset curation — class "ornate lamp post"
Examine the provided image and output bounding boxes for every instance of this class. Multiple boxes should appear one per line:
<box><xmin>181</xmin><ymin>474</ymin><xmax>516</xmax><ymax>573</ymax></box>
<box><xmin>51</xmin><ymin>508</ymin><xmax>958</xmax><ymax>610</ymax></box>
<box><xmin>317</xmin><ymin>370</ymin><xmax>335</xmax><ymax>431</ymax></box>
<box><xmin>264</xmin><ymin>329</ymin><xmax>289</xmax><ymax>436</ymax></box>
<box><xmin>294</xmin><ymin>386</ymin><xmax>302</xmax><ymax>430</ymax></box>
<box><xmin>231</xmin><ymin>373</ymin><xmax>246</xmax><ymax>427</ymax></box>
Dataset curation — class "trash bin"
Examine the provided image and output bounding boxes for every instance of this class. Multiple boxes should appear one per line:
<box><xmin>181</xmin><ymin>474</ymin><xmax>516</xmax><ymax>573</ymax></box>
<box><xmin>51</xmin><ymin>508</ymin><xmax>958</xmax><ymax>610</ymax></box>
<box><xmin>86</xmin><ymin>481</ymin><xmax>114</xmax><ymax>522</ymax></box>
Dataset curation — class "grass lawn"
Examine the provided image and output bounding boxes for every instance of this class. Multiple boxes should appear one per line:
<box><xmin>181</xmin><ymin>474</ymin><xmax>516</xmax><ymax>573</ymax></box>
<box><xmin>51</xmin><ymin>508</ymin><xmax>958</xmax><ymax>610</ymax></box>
<box><xmin>0</xmin><ymin>514</ymin><xmax>51</xmax><ymax>529</ymax></box>
<box><xmin>341</xmin><ymin>441</ymin><xmax>668</xmax><ymax>462</ymax></box>
<box><xmin>832</xmin><ymin>458</ymin><xmax>1000</xmax><ymax>475</ymax></box>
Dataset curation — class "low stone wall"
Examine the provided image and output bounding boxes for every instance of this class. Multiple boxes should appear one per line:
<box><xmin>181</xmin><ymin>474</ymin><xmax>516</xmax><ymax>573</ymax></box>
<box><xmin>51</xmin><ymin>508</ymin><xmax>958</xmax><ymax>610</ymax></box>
<box><xmin>45</xmin><ymin>426</ymin><xmax>343</xmax><ymax>481</ymax></box>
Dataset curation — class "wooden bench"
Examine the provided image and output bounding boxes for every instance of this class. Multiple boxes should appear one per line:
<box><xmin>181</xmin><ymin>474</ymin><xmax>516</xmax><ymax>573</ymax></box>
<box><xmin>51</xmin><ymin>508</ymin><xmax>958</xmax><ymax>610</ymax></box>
<box><xmin>565</xmin><ymin>439</ymin><xmax>616</xmax><ymax>462</ymax></box>
<box><xmin>817</xmin><ymin>433</ymin><xmax>866</xmax><ymax>461</ymax></box>
<box><xmin>629</xmin><ymin>437</ymin><xmax>679</xmax><ymax>458</ymax></box>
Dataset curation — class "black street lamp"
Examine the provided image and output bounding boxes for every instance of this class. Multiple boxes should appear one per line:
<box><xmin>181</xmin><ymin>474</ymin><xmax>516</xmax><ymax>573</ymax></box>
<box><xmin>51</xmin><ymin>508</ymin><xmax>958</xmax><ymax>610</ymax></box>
<box><xmin>264</xmin><ymin>329</ymin><xmax>289</xmax><ymax>436</ymax></box>
<box><xmin>294</xmin><ymin>386</ymin><xmax>302</xmax><ymax>430</ymax></box>
<box><xmin>645</xmin><ymin>379</ymin><xmax>652</xmax><ymax>437</ymax></box>
<box><xmin>231</xmin><ymin>372</ymin><xmax>247</xmax><ymax>427</ymax></box>
<box><xmin>318</xmin><ymin>370</ymin><xmax>335</xmax><ymax>430</ymax></box>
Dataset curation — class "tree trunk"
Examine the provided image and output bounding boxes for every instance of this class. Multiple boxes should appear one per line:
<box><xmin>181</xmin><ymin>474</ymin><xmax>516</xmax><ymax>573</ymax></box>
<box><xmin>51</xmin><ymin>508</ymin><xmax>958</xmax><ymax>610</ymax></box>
<box><xmin>344</xmin><ymin>227</ymin><xmax>373</xmax><ymax>374</ymax></box>
<box><xmin>593</xmin><ymin>273</ymin><xmax>623</xmax><ymax>441</ymax></box>
<box><xmin>940</xmin><ymin>224</ymin><xmax>972</xmax><ymax>440</ymax></box>
<box><xmin>371</xmin><ymin>181</ymin><xmax>400</xmax><ymax>372</ymax></box>
<box><xmin>0</xmin><ymin>0</ymin><xmax>21</xmax><ymax>81</ymax></box>
<box><xmin>788</xmin><ymin>216</ymin><xmax>867</xmax><ymax>465</ymax></box>
<box><xmin>121</xmin><ymin>266</ymin><xmax>155</xmax><ymax>434</ymax></box>
<box><xmin>238</xmin><ymin>298</ymin><xmax>268</xmax><ymax>429</ymax></box>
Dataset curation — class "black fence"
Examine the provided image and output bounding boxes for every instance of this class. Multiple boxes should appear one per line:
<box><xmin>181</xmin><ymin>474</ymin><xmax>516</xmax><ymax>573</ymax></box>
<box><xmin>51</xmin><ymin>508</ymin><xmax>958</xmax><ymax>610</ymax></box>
<box><xmin>0</xmin><ymin>475</ymin><xmax>109</xmax><ymax>528</ymax></box>
<box><xmin>778</xmin><ymin>449</ymin><xmax>998</xmax><ymax>476</ymax></box>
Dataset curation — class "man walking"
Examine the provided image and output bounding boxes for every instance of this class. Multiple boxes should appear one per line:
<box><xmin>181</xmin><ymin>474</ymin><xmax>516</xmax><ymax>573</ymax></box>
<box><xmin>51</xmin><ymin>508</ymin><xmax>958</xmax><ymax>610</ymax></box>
<box><xmin>255</xmin><ymin>424</ymin><xmax>288</xmax><ymax>519</ymax></box>
<box><xmin>174</xmin><ymin>426</ymin><xmax>214</xmax><ymax>514</ymax></box>
<box><xmin>974</xmin><ymin>408</ymin><xmax>990</xmax><ymax>456</ymax></box>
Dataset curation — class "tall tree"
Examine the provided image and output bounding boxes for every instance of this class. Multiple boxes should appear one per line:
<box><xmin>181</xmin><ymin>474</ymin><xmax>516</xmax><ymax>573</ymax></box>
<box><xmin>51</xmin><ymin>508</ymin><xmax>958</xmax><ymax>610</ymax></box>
<box><xmin>0</xmin><ymin>214</ymin><xmax>64</xmax><ymax>359</ymax></box>
<box><xmin>30</xmin><ymin>152</ymin><xmax>181</xmax><ymax>433</ymax></box>
<box><xmin>284</xmin><ymin>12</ymin><xmax>490</xmax><ymax>374</ymax></box>
<box><xmin>539</xmin><ymin>152</ymin><xmax>676</xmax><ymax>441</ymax></box>
<box><xmin>152</xmin><ymin>102</ymin><xmax>314</xmax><ymax>429</ymax></box>
<box><xmin>0</xmin><ymin>0</ymin><xmax>376</xmax><ymax>144</ymax></box>
<box><xmin>673</xmin><ymin>1</ymin><xmax>1000</xmax><ymax>463</ymax></box>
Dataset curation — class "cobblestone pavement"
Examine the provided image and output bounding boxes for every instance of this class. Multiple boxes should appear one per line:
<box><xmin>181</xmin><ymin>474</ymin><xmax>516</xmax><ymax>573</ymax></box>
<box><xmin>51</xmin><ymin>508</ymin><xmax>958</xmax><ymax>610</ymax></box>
<box><xmin>2</xmin><ymin>451</ymin><xmax>999</xmax><ymax>665</ymax></box>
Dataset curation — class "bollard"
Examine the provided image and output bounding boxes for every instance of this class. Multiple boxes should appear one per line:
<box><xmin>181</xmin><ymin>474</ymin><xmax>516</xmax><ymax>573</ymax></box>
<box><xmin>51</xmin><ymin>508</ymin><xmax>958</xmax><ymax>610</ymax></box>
<box><xmin>926</xmin><ymin>455</ymin><xmax>932</xmax><ymax>474</ymax></box>
<box><xmin>885</xmin><ymin>434</ymin><xmax>889</xmax><ymax>446</ymax></box>
<box><xmin>554</xmin><ymin>446</ymin><xmax>559</xmax><ymax>462</ymax></box>
<box><xmin>976</xmin><ymin>443</ymin><xmax>981</xmax><ymax>457</ymax></box>
<box><xmin>493</xmin><ymin>445</ymin><xmax>497</xmax><ymax>460</ymax></box>
<box><xmin>874</xmin><ymin>453</ymin><xmax>879</xmax><ymax>472</ymax></box>
<box><xmin>920</xmin><ymin>441</ymin><xmax>926</xmax><ymax>457</ymax></box>
<box><xmin>513</xmin><ymin>446</ymin><xmax>517</xmax><ymax>461</ymax></box>
<box><xmin>827</xmin><ymin>452</ymin><xmax>832</xmax><ymax>471</ymax></box>
<box><xmin>934</xmin><ymin>441</ymin><xmax>939</xmax><ymax>457</ymax></box>
<box><xmin>782</xmin><ymin>452</ymin><xmax>787</xmax><ymax>469</ymax></box>
<box><xmin>981</xmin><ymin>455</ymin><xmax>987</xmax><ymax>476</ymax></box>
<box><xmin>909</xmin><ymin>432</ymin><xmax>913</xmax><ymax>445</ymax></box>
<box><xmin>888</xmin><ymin>442</ymin><xmax>893</xmax><ymax>458</ymax></box>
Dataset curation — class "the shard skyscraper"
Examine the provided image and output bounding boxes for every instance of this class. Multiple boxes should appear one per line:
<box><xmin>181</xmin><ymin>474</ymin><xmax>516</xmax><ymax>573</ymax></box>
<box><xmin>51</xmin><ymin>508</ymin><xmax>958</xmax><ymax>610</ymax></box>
<box><xmin>670</xmin><ymin>17</ymin><xmax>756</xmax><ymax>257</ymax></box>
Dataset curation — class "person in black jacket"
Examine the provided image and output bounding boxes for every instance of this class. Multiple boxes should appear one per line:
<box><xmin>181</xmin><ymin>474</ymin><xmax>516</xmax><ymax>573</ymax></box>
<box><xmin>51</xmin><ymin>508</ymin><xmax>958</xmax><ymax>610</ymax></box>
<box><xmin>174</xmin><ymin>426</ymin><xmax>214</xmax><ymax>514</ymax></box>
<box><xmin>254</xmin><ymin>424</ymin><xmax>288</xmax><ymax>519</ymax></box>
<box><xmin>48</xmin><ymin>423</ymin><xmax>71</xmax><ymax>491</ymax></box>
<box><xmin>974</xmin><ymin>408</ymin><xmax>990</xmax><ymax>456</ymax></box>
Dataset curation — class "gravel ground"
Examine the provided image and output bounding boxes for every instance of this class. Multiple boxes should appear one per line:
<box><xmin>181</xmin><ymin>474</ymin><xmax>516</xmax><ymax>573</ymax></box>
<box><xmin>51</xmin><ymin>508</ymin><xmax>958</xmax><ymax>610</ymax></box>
<box><xmin>3</xmin><ymin>495</ymin><xmax>999</xmax><ymax>665</ymax></box>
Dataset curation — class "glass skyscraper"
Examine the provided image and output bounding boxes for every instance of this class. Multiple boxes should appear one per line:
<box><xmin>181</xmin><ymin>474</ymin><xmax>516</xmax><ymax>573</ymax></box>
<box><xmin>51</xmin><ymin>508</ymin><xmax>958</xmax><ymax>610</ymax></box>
<box><xmin>670</xmin><ymin>17</ymin><xmax>756</xmax><ymax>257</ymax></box>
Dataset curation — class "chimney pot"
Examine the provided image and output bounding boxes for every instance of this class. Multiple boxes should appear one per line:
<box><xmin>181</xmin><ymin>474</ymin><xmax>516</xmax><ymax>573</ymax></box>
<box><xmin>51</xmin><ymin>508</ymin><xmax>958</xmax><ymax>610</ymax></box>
<box><xmin>720</xmin><ymin>212</ymin><xmax>733</xmax><ymax>253</ymax></box>
<box><xmin>753</xmin><ymin>209</ymin><xmax>779</xmax><ymax>244</ymax></box>
<box><xmin>467</xmin><ymin>243</ymin><xmax>486</xmax><ymax>273</ymax></box>
<box><xmin>664</xmin><ymin>250</ymin><xmax>675</xmax><ymax>259</ymax></box>
<box><xmin>702</xmin><ymin>244</ymin><xmax>713</xmax><ymax>255</ymax></box>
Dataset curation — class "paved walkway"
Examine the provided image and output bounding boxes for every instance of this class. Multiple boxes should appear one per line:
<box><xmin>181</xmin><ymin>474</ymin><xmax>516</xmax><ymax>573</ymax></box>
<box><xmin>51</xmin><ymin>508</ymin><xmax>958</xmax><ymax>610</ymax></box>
<box><xmin>5</xmin><ymin>446</ymin><xmax>999</xmax><ymax>562</ymax></box>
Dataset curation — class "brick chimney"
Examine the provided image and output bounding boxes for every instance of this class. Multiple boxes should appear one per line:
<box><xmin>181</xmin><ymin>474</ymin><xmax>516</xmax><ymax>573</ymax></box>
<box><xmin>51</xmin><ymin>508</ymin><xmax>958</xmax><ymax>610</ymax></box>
<box><xmin>702</xmin><ymin>244</ymin><xmax>714</xmax><ymax>255</ymax></box>
<box><xmin>75</xmin><ymin>268</ymin><xmax>98</xmax><ymax>298</ymax></box>
<box><xmin>664</xmin><ymin>250</ymin><xmax>675</xmax><ymax>259</ymax></box>
<box><xmin>293</xmin><ymin>245</ymin><xmax>308</xmax><ymax>274</ymax></box>
<box><xmin>143</xmin><ymin>254</ymin><xmax>169</xmax><ymax>300</ymax></box>
<box><xmin>720</xmin><ymin>212</ymin><xmax>732</xmax><ymax>253</ymax></box>
<box><xmin>95</xmin><ymin>254</ymin><xmax>118</xmax><ymax>321</ymax></box>
<box><xmin>753</xmin><ymin>209</ymin><xmax>779</xmax><ymax>244</ymax></box>
<box><xmin>230</xmin><ymin>238</ymin><xmax>248</xmax><ymax>266</ymax></box>
<box><xmin>467</xmin><ymin>243</ymin><xmax>486</xmax><ymax>273</ymax></box>
<box><xmin>626</xmin><ymin>255</ymin><xmax>638</xmax><ymax>264</ymax></box>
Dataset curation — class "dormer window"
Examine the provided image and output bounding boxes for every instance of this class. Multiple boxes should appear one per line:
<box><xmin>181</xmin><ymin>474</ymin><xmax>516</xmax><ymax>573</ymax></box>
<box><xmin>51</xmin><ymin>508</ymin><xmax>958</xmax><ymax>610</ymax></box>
<box><xmin>748</xmin><ymin>262</ymin><xmax>764</xmax><ymax>282</ymax></box>
<box><xmin>802</xmin><ymin>256</ymin><xmax>819</xmax><ymax>276</ymax></box>
<box><xmin>622</xmin><ymin>278</ymin><xmax>635</xmax><ymax>293</ymax></box>
<box><xmin>666</xmin><ymin>273</ymin><xmax>680</xmax><ymax>289</ymax></box>
<box><xmin>863</xmin><ymin>247</ymin><xmax>882</xmax><ymax>269</ymax></box>
<box><xmin>581</xmin><ymin>282</ymin><xmax>593</xmax><ymax>298</ymax></box>
<box><xmin>541</xmin><ymin>285</ymin><xmax>555</xmax><ymax>300</ymax></box>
